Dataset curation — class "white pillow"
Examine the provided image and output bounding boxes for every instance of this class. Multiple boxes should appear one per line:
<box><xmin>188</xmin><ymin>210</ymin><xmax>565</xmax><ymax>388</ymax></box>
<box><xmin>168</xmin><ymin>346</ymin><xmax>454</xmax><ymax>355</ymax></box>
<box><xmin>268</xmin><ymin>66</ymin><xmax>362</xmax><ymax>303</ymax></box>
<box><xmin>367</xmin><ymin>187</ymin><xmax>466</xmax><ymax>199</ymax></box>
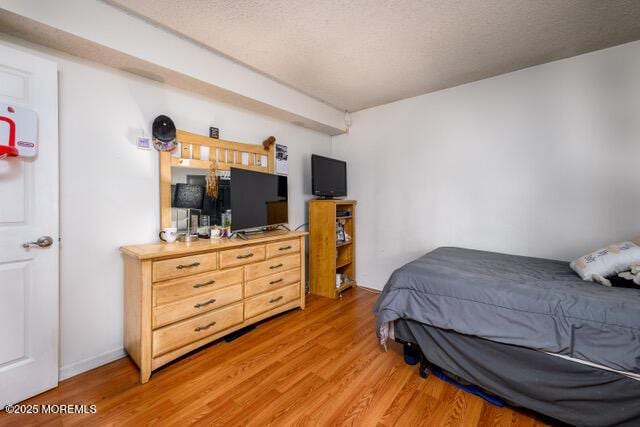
<box><xmin>570</xmin><ymin>241</ymin><xmax>640</xmax><ymax>286</ymax></box>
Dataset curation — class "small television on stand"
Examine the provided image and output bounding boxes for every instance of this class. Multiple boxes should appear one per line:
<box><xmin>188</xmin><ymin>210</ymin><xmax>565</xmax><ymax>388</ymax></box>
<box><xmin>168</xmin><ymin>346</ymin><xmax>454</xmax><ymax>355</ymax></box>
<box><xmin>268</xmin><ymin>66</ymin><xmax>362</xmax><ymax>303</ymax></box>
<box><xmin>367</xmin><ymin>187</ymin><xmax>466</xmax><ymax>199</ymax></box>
<box><xmin>311</xmin><ymin>154</ymin><xmax>347</xmax><ymax>199</ymax></box>
<box><xmin>230</xmin><ymin>167</ymin><xmax>289</xmax><ymax>239</ymax></box>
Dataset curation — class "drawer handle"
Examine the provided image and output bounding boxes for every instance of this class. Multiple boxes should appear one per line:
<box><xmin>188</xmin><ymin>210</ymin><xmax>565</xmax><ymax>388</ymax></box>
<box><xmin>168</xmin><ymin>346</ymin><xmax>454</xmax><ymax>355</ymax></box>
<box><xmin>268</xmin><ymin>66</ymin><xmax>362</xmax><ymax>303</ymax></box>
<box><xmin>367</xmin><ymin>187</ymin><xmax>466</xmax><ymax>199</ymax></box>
<box><xmin>194</xmin><ymin>321</ymin><xmax>216</xmax><ymax>332</ymax></box>
<box><xmin>269</xmin><ymin>278</ymin><xmax>283</xmax><ymax>285</ymax></box>
<box><xmin>236</xmin><ymin>253</ymin><xmax>254</xmax><ymax>259</ymax></box>
<box><xmin>176</xmin><ymin>262</ymin><xmax>201</xmax><ymax>270</ymax></box>
<box><xmin>278</xmin><ymin>245</ymin><xmax>292</xmax><ymax>251</ymax></box>
<box><xmin>269</xmin><ymin>296</ymin><xmax>284</xmax><ymax>303</ymax></box>
<box><xmin>193</xmin><ymin>280</ymin><xmax>215</xmax><ymax>289</ymax></box>
<box><xmin>269</xmin><ymin>263</ymin><xmax>283</xmax><ymax>270</ymax></box>
<box><xmin>194</xmin><ymin>298</ymin><xmax>216</xmax><ymax>308</ymax></box>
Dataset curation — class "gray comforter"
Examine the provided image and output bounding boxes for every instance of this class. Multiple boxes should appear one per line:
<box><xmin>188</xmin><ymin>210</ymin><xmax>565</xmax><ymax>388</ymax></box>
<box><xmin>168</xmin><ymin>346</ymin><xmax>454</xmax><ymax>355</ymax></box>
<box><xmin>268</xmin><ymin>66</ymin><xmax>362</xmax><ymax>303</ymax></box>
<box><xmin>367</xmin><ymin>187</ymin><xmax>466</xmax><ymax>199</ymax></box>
<box><xmin>374</xmin><ymin>247</ymin><xmax>640</xmax><ymax>374</ymax></box>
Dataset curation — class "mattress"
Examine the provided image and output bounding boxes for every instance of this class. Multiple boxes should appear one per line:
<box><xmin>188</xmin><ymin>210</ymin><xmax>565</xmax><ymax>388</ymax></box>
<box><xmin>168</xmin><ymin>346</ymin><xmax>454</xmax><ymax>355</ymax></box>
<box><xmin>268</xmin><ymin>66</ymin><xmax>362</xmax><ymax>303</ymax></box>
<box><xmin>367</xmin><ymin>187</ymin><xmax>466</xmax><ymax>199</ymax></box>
<box><xmin>393</xmin><ymin>319</ymin><xmax>640</xmax><ymax>427</ymax></box>
<box><xmin>374</xmin><ymin>247</ymin><xmax>640</xmax><ymax>374</ymax></box>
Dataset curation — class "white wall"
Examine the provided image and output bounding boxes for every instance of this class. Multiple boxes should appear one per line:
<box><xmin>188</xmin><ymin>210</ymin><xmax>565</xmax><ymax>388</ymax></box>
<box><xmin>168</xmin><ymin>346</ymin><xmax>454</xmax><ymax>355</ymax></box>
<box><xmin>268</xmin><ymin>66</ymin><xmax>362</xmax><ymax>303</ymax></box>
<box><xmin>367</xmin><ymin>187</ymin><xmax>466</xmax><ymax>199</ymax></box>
<box><xmin>0</xmin><ymin>0</ymin><xmax>345</xmax><ymax>134</ymax></box>
<box><xmin>0</xmin><ymin>36</ymin><xmax>331</xmax><ymax>379</ymax></box>
<box><xmin>333</xmin><ymin>41</ymin><xmax>640</xmax><ymax>290</ymax></box>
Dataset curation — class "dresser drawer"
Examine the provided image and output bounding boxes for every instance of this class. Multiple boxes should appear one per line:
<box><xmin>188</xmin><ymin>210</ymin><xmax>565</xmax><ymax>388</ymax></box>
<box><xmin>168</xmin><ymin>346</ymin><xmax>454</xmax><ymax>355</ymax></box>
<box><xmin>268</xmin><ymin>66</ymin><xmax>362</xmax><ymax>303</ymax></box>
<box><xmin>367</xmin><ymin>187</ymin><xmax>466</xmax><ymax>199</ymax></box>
<box><xmin>245</xmin><ymin>253</ymin><xmax>300</xmax><ymax>281</ymax></box>
<box><xmin>153</xmin><ymin>253</ymin><xmax>218</xmax><ymax>282</ymax></box>
<box><xmin>266</xmin><ymin>239</ymin><xmax>300</xmax><ymax>259</ymax></box>
<box><xmin>153</xmin><ymin>284</ymin><xmax>243</xmax><ymax>328</ymax></box>
<box><xmin>245</xmin><ymin>268</ymin><xmax>300</xmax><ymax>297</ymax></box>
<box><xmin>152</xmin><ymin>302</ymin><xmax>243</xmax><ymax>357</ymax></box>
<box><xmin>219</xmin><ymin>245</ymin><xmax>266</xmax><ymax>269</ymax></box>
<box><xmin>153</xmin><ymin>268</ymin><xmax>243</xmax><ymax>307</ymax></box>
<box><xmin>244</xmin><ymin>283</ymin><xmax>300</xmax><ymax>319</ymax></box>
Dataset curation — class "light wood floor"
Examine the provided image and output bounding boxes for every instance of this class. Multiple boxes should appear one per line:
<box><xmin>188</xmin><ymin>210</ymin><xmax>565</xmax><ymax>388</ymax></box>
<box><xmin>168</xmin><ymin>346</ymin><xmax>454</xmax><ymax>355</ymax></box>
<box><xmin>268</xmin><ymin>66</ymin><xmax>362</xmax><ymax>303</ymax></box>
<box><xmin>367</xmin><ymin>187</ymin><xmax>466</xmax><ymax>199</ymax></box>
<box><xmin>0</xmin><ymin>288</ymin><xmax>550</xmax><ymax>426</ymax></box>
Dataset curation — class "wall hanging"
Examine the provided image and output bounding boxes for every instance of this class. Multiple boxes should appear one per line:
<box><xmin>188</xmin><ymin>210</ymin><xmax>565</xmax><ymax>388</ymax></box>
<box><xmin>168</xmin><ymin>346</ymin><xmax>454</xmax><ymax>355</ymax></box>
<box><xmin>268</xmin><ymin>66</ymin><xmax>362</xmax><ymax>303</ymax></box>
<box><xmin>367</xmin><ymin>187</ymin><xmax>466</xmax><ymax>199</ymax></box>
<box><xmin>275</xmin><ymin>143</ymin><xmax>288</xmax><ymax>175</ymax></box>
<box><xmin>205</xmin><ymin>160</ymin><xmax>219</xmax><ymax>199</ymax></box>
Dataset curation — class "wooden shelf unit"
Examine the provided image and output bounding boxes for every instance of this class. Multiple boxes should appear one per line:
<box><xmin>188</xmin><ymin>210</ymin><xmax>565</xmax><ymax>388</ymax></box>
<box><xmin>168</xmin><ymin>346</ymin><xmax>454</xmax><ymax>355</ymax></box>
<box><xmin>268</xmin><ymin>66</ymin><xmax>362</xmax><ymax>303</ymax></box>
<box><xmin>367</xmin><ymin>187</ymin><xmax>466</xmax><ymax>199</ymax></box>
<box><xmin>309</xmin><ymin>200</ymin><xmax>356</xmax><ymax>299</ymax></box>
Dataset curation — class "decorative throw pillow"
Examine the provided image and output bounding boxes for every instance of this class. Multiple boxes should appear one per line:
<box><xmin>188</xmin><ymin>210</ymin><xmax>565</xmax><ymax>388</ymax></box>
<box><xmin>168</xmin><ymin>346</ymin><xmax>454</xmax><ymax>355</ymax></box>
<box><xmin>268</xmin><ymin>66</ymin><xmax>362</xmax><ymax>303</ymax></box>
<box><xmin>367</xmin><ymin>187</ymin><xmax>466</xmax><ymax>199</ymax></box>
<box><xmin>570</xmin><ymin>242</ymin><xmax>640</xmax><ymax>287</ymax></box>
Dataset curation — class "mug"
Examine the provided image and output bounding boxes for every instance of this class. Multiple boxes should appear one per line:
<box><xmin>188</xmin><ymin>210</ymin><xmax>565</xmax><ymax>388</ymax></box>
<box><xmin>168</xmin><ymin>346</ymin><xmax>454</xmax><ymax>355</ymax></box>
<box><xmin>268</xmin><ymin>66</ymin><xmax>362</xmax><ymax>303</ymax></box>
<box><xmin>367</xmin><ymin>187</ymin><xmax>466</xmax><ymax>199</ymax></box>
<box><xmin>210</xmin><ymin>227</ymin><xmax>222</xmax><ymax>240</ymax></box>
<box><xmin>159</xmin><ymin>227</ymin><xmax>177</xmax><ymax>243</ymax></box>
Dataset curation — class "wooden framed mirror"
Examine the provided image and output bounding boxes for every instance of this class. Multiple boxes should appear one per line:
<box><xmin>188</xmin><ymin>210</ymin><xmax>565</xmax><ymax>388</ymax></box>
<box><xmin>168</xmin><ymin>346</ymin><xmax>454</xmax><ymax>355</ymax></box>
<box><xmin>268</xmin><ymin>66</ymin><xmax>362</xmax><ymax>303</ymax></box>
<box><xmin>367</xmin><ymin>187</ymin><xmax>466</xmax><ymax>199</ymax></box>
<box><xmin>160</xmin><ymin>130</ymin><xmax>275</xmax><ymax>228</ymax></box>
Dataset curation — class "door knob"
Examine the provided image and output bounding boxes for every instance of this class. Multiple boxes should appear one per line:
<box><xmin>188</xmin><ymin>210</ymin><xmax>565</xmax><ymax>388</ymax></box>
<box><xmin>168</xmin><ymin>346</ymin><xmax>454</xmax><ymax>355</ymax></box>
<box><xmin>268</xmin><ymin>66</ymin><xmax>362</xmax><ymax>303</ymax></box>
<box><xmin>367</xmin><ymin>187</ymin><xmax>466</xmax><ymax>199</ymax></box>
<box><xmin>22</xmin><ymin>236</ymin><xmax>54</xmax><ymax>248</ymax></box>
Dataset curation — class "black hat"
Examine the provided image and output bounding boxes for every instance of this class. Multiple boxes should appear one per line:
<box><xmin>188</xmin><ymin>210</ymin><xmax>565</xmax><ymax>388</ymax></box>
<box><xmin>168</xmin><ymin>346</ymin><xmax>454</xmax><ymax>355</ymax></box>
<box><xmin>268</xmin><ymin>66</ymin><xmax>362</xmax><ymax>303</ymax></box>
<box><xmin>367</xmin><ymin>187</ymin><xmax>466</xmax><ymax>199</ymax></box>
<box><xmin>152</xmin><ymin>115</ymin><xmax>176</xmax><ymax>143</ymax></box>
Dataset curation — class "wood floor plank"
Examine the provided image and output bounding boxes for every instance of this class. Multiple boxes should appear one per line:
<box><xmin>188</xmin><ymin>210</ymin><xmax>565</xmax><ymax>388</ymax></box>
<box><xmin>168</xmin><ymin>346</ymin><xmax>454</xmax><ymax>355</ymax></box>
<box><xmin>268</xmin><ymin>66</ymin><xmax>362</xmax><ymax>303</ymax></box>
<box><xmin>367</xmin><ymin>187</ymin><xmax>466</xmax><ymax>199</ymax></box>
<box><xmin>358</xmin><ymin>360</ymin><xmax>417</xmax><ymax>425</ymax></box>
<box><xmin>0</xmin><ymin>288</ymin><xmax>550</xmax><ymax>427</ymax></box>
<box><xmin>377</xmin><ymin>370</ymin><xmax>429</xmax><ymax>426</ymax></box>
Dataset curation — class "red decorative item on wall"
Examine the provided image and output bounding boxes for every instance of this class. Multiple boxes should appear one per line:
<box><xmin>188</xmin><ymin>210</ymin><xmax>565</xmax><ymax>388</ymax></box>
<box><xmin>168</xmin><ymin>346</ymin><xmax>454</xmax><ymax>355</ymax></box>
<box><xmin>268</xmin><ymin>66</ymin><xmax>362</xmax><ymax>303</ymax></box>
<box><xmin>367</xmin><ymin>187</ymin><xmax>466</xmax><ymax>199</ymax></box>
<box><xmin>0</xmin><ymin>115</ymin><xmax>18</xmax><ymax>158</ymax></box>
<box><xmin>0</xmin><ymin>103</ymin><xmax>38</xmax><ymax>159</ymax></box>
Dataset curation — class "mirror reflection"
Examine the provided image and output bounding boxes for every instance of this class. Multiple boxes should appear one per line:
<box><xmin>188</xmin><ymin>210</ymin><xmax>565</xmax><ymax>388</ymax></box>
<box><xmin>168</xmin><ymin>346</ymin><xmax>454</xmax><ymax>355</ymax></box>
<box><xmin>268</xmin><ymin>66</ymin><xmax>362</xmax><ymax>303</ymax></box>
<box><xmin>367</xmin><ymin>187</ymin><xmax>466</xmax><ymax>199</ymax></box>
<box><xmin>171</xmin><ymin>167</ymin><xmax>231</xmax><ymax>235</ymax></box>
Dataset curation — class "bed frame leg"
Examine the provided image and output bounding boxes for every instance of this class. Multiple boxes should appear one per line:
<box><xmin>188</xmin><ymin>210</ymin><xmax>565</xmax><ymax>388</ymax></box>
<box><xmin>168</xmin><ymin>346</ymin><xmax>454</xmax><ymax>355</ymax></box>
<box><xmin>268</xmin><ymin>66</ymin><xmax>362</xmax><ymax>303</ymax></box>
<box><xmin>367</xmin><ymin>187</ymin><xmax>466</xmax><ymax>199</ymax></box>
<box><xmin>419</xmin><ymin>353</ymin><xmax>430</xmax><ymax>379</ymax></box>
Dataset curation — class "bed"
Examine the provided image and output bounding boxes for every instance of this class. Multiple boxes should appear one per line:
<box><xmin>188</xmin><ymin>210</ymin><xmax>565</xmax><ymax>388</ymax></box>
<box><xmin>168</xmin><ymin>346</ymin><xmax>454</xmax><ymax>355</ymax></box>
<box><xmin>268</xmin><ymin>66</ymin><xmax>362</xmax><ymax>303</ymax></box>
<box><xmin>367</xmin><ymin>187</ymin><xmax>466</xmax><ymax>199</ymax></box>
<box><xmin>374</xmin><ymin>247</ymin><xmax>640</xmax><ymax>426</ymax></box>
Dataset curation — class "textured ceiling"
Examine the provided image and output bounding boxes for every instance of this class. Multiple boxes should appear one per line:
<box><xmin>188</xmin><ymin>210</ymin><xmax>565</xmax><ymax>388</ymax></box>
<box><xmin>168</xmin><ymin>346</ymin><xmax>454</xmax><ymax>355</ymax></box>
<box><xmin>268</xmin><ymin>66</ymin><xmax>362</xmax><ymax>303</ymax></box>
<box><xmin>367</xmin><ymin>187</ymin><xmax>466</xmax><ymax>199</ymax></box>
<box><xmin>108</xmin><ymin>0</ymin><xmax>640</xmax><ymax>112</ymax></box>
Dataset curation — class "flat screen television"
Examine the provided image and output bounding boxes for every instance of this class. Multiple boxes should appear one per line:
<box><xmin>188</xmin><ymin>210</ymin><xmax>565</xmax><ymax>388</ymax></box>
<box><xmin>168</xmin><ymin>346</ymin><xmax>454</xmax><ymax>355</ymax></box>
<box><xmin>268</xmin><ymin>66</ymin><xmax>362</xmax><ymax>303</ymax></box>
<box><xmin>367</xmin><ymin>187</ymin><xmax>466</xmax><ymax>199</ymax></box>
<box><xmin>230</xmin><ymin>167</ymin><xmax>288</xmax><ymax>232</ymax></box>
<box><xmin>311</xmin><ymin>154</ymin><xmax>347</xmax><ymax>198</ymax></box>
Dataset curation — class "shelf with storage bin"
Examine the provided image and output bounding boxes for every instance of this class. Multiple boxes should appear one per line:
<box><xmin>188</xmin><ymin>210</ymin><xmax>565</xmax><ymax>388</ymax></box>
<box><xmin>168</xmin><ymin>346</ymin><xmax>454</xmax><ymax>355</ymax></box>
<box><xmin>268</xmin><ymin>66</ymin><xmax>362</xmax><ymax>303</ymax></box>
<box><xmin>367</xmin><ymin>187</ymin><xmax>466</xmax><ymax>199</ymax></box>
<box><xmin>309</xmin><ymin>199</ymin><xmax>356</xmax><ymax>299</ymax></box>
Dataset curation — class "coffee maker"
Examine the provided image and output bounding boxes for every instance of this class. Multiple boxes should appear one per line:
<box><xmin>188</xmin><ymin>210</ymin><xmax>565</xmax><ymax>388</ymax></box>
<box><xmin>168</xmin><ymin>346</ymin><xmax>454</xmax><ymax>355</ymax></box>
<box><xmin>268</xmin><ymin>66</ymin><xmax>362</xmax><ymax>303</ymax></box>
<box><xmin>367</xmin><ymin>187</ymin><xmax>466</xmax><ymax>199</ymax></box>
<box><xmin>173</xmin><ymin>183</ymin><xmax>204</xmax><ymax>242</ymax></box>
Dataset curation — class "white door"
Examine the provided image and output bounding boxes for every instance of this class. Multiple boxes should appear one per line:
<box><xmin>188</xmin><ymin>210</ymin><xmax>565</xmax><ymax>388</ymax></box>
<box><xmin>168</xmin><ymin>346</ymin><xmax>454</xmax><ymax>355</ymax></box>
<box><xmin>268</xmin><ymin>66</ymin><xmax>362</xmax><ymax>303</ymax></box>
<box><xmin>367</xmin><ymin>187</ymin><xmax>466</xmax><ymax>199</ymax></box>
<box><xmin>0</xmin><ymin>43</ymin><xmax>59</xmax><ymax>406</ymax></box>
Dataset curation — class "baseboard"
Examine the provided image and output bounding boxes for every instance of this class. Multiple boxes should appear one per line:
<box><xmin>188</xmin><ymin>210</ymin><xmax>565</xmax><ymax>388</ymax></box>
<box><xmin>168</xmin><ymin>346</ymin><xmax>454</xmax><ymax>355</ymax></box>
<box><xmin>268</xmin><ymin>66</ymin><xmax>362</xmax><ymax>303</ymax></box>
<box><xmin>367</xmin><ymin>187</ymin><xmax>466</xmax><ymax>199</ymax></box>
<box><xmin>59</xmin><ymin>347</ymin><xmax>126</xmax><ymax>381</ymax></box>
<box><xmin>357</xmin><ymin>284</ymin><xmax>381</xmax><ymax>294</ymax></box>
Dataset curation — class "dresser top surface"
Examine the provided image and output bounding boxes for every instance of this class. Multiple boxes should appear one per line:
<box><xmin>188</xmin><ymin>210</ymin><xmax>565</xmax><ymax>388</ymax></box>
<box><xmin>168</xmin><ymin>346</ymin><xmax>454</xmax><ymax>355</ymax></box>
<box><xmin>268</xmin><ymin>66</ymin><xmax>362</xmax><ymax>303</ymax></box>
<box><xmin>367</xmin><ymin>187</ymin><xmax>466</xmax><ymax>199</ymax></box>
<box><xmin>120</xmin><ymin>231</ymin><xmax>307</xmax><ymax>260</ymax></box>
<box><xmin>308</xmin><ymin>199</ymin><xmax>357</xmax><ymax>205</ymax></box>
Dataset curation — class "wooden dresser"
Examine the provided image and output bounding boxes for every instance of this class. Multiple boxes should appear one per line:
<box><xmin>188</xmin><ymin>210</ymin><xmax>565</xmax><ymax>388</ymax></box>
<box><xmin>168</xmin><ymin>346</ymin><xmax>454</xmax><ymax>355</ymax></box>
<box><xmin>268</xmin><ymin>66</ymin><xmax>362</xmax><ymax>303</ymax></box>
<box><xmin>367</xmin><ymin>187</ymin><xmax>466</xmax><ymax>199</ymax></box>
<box><xmin>120</xmin><ymin>231</ymin><xmax>306</xmax><ymax>383</ymax></box>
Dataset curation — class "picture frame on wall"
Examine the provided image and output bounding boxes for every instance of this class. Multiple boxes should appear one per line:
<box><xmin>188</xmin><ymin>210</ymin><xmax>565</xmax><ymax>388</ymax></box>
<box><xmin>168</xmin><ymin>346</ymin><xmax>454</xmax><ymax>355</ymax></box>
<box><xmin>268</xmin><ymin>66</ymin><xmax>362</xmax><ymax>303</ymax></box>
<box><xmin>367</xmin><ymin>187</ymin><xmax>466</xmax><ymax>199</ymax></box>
<box><xmin>275</xmin><ymin>143</ymin><xmax>288</xmax><ymax>175</ymax></box>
